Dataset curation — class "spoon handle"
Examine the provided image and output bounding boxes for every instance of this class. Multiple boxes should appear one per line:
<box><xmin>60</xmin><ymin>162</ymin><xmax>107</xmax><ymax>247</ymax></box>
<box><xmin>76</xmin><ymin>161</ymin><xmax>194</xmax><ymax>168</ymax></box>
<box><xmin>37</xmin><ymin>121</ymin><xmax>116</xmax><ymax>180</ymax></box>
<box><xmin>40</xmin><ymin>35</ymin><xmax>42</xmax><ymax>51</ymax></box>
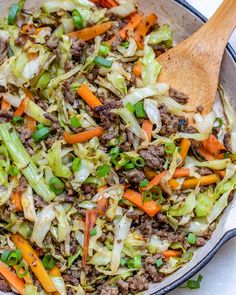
<box><xmin>189</xmin><ymin>0</ymin><xmax>236</xmax><ymax>62</ymax></box>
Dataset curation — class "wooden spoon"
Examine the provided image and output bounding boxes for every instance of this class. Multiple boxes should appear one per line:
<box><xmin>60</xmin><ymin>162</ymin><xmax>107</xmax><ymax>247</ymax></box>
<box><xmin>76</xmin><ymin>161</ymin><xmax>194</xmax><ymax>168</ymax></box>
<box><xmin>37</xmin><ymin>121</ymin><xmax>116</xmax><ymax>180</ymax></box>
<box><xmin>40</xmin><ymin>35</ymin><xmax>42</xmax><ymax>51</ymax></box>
<box><xmin>157</xmin><ymin>0</ymin><xmax>236</xmax><ymax>116</ymax></box>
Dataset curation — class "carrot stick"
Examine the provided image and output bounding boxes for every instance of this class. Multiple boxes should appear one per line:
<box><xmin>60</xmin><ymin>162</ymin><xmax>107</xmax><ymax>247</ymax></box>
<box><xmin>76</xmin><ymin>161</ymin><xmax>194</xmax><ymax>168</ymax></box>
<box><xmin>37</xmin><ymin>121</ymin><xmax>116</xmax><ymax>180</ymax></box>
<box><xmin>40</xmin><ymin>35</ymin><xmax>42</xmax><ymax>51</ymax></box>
<box><xmin>179</xmin><ymin>139</ymin><xmax>191</xmax><ymax>165</ymax></box>
<box><xmin>97</xmin><ymin>198</ymin><xmax>108</xmax><ymax>216</ymax></box>
<box><xmin>0</xmin><ymin>263</ymin><xmax>25</xmax><ymax>295</ymax></box>
<box><xmin>1</xmin><ymin>100</ymin><xmax>10</xmax><ymax>111</ymax></box>
<box><xmin>124</xmin><ymin>189</ymin><xmax>161</xmax><ymax>217</ymax></box>
<box><xmin>83</xmin><ymin>209</ymin><xmax>97</xmax><ymax>267</ymax></box>
<box><xmin>202</xmin><ymin>135</ymin><xmax>225</xmax><ymax>156</ymax></box>
<box><xmin>133</xmin><ymin>61</ymin><xmax>142</xmax><ymax>77</ymax></box>
<box><xmin>142</xmin><ymin>119</ymin><xmax>153</xmax><ymax>142</ymax></box>
<box><xmin>162</xmin><ymin>250</ymin><xmax>181</xmax><ymax>259</ymax></box>
<box><xmin>11</xmin><ymin>234</ymin><xmax>56</xmax><ymax>293</ymax></box>
<box><xmin>144</xmin><ymin>167</ymin><xmax>156</xmax><ymax>179</ymax></box>
<box><xmin>68</xmin><ymin>21</ymin><xmax>113</xmax><ymax>41</ymax></box>
<box><xmin>91</xmin><ymin>0</ymin><xmax>118</xmax><ymax>8</ymax></box>
<box><xmin>64</xmin><ymin>127</ymin><xmax>104</xmax><ymax>144</ymax></box>
<box><xmin>11</xmin><ymin>192</ymin><xmax>23</xmax><ymax>212</ymax></box>
<box><xmin>48</xmin><ymin>265</ymin><xmax>61</xmax><ymax>277</ymax></box>
<box><xmin>197</xmin><ymin>147</ymin><xmax>226</xmax><ymax>178</ymax></box>
<box><xmin>14</xmin><ymin>99</ymin><xmax>25</xmax><ymax>117</ymax></box>
<box><xmin>77</xmin><ymin>84</ymin><xmax>103</xmax><ymax>109</ymax></box>
<box><xmin>167</xmin><ymin>179</ymin><xmax>180</xmax><ymax>190</ymax></box>
<box><xmin>173</xmin><ymin>174</ymin><xmax>220</xmax><ymax>190</ymax></box>
<box><xmin>135</xmin><ymin>13</ymin><xmax>157</xmax><ymax>48</ymax></box>
<box><xmin>119</xmin><ymin>13</ymin><xmax>142</xmax><ymax>39</ymax></box>
<box><xmin>25</xmin><ymin>116</ymin><xmax>36</xmax><ymax>132</ymax></box>
<box><xmin>142</xmin><ymin>169</ymin><xmax>190</xmax><ymax>191</ymax></box>
<box><xmin>28</xmin><ymin>52</ymin><xmax>38</xmax><ymax>60</ymax></box>
<box><xmin>23</xmin><ymin>88</ymin><xmax>34</xmax><ymax>100</ymax></box>
<box><xmin>13</xmin><ymin>264</ymin><xmax>32</xmax><ymax>284</ymax></box>
<box><xmin>21</xmin><ymin>23</ymin><xmax>35</xmax><ymax>35</ymax></box>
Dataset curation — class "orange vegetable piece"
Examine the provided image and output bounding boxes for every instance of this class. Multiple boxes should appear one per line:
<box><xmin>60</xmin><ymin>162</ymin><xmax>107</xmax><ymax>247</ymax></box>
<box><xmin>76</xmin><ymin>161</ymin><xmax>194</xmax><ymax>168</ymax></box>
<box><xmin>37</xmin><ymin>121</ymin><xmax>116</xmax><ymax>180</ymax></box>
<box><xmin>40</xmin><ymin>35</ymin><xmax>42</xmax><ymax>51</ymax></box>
<box><xmin>133</xmin><ymin>61</ymin><xmax>142</xmax><ymax>77</ymax></box>
<box><xmin>77</xmin><ymin>84</ymin><xmax>103</xmax><ymax>109</ymax></box>
<box><xmin>142</xmin><ymin>119</ymin><xmax>153</xmax><ymax>142</ymax></box>
<box><xmin>0</xmin><ymin>263</ymin><xmax>25</xmax><ymax>295</ymax></box>
<box><xmin>202</xmin><ymin>134</ymin><xmax>226</xmax><ymax>156</ymax></box>
<box><xmin>119</xmin><ymin>13</ymin><xmax>142</xmax><ymax>39</ymax></box>
<box><xmin>25</xmin><ymin>116</ymin><xmax>36</xmax><ymax>132</ymax></box>
<box><xmin>91</xmin><ymin>0</ymin><xmax>118</xmax><ymax>8</ymax></box>
<box><xmin>179</xmin><ymin>139</ymin><xmax>191</xmax><ymax>165</ymax></box>
<box><xmin>162</xmin><ymin>250</ymin><xmax>181</xmax><ymax>259</ymax></box>
<box><xmin>1</xmin><ymin>100</ymin><xmax>10</xmax><ymax>111</ymax></box>
<box><xmin>64</xmin><ymin>127</ymin><xmax>104</xmax><ymax>144</ymax></box>
<box><xmin>11</xmin><ymin>192</ymin><xmax>23</xmax><ymax>212</ymax></box>
<box><xmin>14</xmin><ymin>99</ymin><xmax>25</xmax><ymax>117</ymax></box>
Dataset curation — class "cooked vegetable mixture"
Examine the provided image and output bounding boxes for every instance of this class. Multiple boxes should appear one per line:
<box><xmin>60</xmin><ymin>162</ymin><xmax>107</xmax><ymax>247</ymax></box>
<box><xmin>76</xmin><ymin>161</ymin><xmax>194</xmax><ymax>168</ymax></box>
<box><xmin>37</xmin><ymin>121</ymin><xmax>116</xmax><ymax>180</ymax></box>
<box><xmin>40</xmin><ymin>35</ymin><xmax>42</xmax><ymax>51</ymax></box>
<box><xmin>0</xmin><ymin>0</ymin><xmax>235</xmax><ymax>294</ymax></box>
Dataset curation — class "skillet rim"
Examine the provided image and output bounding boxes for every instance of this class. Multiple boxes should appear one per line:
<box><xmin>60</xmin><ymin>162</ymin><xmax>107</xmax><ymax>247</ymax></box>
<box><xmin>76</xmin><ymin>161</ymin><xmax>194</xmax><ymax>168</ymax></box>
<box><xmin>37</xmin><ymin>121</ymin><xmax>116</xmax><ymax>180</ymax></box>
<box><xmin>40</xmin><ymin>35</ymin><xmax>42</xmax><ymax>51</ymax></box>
<box><xmin>152</xmin><ymin>1</ymin><xmax>236</xmax><ymax>294</ymax></box>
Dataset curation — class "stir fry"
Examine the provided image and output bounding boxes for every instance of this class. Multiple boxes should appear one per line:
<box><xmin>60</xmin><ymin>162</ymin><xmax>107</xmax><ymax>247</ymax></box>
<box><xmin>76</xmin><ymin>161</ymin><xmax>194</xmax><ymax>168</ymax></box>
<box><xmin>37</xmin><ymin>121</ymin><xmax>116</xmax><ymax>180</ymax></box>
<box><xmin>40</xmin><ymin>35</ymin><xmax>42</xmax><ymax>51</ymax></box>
<box><xmin>0</xmin><ymin>0</ymin><xmax>235</xmax><ymax>294</ymax></box>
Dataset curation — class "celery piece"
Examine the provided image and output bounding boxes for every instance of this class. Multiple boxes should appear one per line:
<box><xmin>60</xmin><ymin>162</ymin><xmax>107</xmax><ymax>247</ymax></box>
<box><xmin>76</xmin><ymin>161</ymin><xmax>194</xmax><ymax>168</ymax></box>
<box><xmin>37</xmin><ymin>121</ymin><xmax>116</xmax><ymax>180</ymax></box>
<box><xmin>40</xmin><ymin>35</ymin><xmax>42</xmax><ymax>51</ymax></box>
<box><xmin>0</xmin><ymin>123</ymin><xmax>55</xmax><ymax>202</ymax></box>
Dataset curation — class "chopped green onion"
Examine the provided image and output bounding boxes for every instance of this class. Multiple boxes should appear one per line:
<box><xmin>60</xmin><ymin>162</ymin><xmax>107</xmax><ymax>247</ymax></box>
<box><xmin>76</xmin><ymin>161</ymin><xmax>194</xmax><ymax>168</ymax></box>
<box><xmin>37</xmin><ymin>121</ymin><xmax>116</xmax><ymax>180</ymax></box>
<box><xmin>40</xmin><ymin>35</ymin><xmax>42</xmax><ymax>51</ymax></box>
<box><xmin>6</xmin><ymin>249</ymin><xmax>22</xmax><ymax>266</ymax></box>
<box><xmin>187</xmin><ymin>233</ymin><xmax>196</xmax><ymax>245</ymax></box>
<box><xmin>142</xmin><ymin>191</ymin><xmax>153</xmax><ymax>203</ymax></box>
<box><xmin>223</xmin><ymin>152</ymin><xmax>230</xmax><ymax>159</ymax></box>
<box><xmin>96</xmin><ymin>164</ymin><xmax>110</xmax><ymax>177</ymax></box>
<box><xmin>70</xmin><ymin>116</ymin><xmax>81</xmax><ymax>128</ymax></box>
<box><xmin>36</xmin><ymin>72</ymin><xmax>51</xmax><ymax>90</ymax></box>
<box><xmin>109</xmin><ymin>147</ymin><xmax>120</xmax><ymax>156</ymax></box>
<box><xmin>134</xmin><ymin>102</ymin><xmax>146</xmax><ymax>118</ymax></box>
<box><xmin>132</xmin><ymin>156</ymin><xmax>145</xmax><ymax>167</ymax></box>
<box><xmin>124</xmin><ymin>162</ymin><xmax>135</xmax><ymax>170</ymax></box>
<box><xmin>8</xmin><ymin>0</ymin><xmax>25</xmax><ymax>25</ymax></box>
<box><xmin>186</xmin><ymin>275</ymin><xmax>203</xmax><ymax>289</ymax></box>
<box><xmin>33</xmin><ymin>127</ymin><xmax>50</xmax><ymax>143</ymax></box>
<box><xmin>36</xmin><ymin>123</ymin><xmax>44</xmax><ymax>131</ymax></box>
<box><xmin>9</xmin><ymin>165</ymin><xmax>20</xmax><ymax>176</ymax></box>
<box><xmin>1</xmin><ymin>251</ymin><xmax>11</xmax><ymax>264</ymax></box>
<box><xmin>90</xmin><ymin>228</ymin><xmax>97</xmax><ymax>236</ymax></box>
<box><xmin>127</xmin><ymin>258</ymin><xmax>134</xmax><ymax>269</ymax></box>
<box><xmin>214</xmin><ymin>117</ymin><xmax>223</xmax><ymax>128</ymax></box>
<box><xmin>42</xmin><ymin>254</ymin><xmax>55</xmax><ymax>271</ymax></box>
<box><xmin>111</xmin><ymin>153</ymin><xmax>130</xmax><ymax>169</ymax></box>
<box><xmin>139</xmin><ymin>179</ymin><xmax>149</xmax><ymax>188</ymax></box>
<box><xmin>93</xmin><ymin>56</ymin><xmax>113</xmax><ymax>68</ymax></box>
<box><xmin>99</xmin><ymin>43</ymin><xmax>110</xmax><ymax>56</ymax></box>
<box><xmin>133</xmin><ymin>254</ymin><xmax>142</xmax><ymax>269</ymax></box>
<box><xmin>120</xmin><ymin>257</ymin><xmax>127</xmax><ymax>266</ymax></box>
<box><xmin>164</xmin><ymin>142</ymin><xmax>176</xmax><ymax>154</ymax></box>
<box><xmin>72</xmin><ymin>158</ymin><xmax>81</xmax><ymax>172</ymax></box>
<box><xmin>152</xmin><ymin>186</ymin><xmax>164</xmax><ymax>203</ymax></box>
<box><xmin>49</xmin><ymin>177</ymin><xmax>64</xmax><ymax>195</ymax></box>
<box><xmin>72</xmin><ymin>9</ymin><xmax>83</xmax><ymax>29</ymax></box>
<box><xmin>121</xmin><ymin>41</ymin><xmax>129</xmax><ymax>48</ymax></box>
<box><xmin>156</xmin><ymin>258</ymin><xmax>163</xmax><ymax>268</ymax></box>
<box><xmin>16</xmin><ymin>261</ymin><xmax>29</xmax><ymax>278</ymax></box>
<box><xmin>12</xmin><ymin>116</ymin><xmax>24</xmax><ymax>126</ymax></box>
<box><xmin>125</xmin><ymin>103</ymin><xmax>135</xmax><ymax>113</ymax></box>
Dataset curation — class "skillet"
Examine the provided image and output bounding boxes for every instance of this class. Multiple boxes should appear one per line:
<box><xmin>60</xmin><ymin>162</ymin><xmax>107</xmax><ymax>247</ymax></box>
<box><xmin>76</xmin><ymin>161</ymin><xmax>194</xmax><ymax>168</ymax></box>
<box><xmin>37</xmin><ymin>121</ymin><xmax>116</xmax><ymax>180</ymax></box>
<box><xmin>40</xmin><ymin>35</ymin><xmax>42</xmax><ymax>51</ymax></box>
<box><xmin>0</xmin><ymin>0</ymin><xmax>235</xmax><ymax>294</ymax></box>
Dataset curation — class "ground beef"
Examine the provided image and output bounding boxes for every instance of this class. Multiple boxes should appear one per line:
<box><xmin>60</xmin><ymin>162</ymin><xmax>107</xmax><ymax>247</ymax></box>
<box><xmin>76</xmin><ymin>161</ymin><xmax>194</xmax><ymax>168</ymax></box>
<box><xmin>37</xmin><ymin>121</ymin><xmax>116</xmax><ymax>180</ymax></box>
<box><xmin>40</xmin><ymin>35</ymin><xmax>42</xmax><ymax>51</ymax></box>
<box><xmin>34</xmin><ymin>97</ymin><xmax>49</xmax><ymax>111</ymax></box>
<box><xmin>100</xmin><ymin>124</ymin><xmax>119</xmax><ymax>147</ymax></box>
<box><xmin>16</xmin><ymin>176</ymin><xmax>28</xmax><ymax>193</ymax></box>
<box><xmin>64</xmin><ymin>60</ymin><xmax>74</xmax><ymax>72</ymax></box>
<box><xmin>70</xmin><ymin>38</ymin><xmax>88</xmax><ymax>61</ymax></box>
<box><xmin>167</xmin><ymin>232</ymin><xmax>184</xmax><ymax>243</ymax></box>
<box><xmin>197</xmin><ymin>167</ymin><xmax>213</xmax><ymax>176</ymax></box>
<box><xmin>34</xmin><ymin>194</ymin><xmax>47</xmax><ymax>208</ymax></box>
<box><xmin>126</xmin><ymin>169</ymin><xmax>145</xmax><ymax>184</ymax></box>
<box><xmin>139</xmin><ymin>145</ymin><xmax>165</xmax><ymax>170</ymax></box>
<box><xmin>0</xmin><ymin>109</ymin><xmax>13</xmax><ymax>122</ymax></box>
<box><xmin>116</xmin><ymin>279</ymin><xmax>129</xmax><ymax>294</ymax></box>
<box><xmin>196</xmin><ymin>237</ymin><xmax>207</xmax><ymax>247</ymax></box>
<box><xmin>126</xmin><ymin>211</ymin><xmax>141</xmax><ymax>220</ymax></box>
<box><xmin>111</xmin><ymin>34</ymin><xmax>123</xmax><ymax>50</ymax></box>
<box><xmin>224</xmin><ymin>132</ymin><xmax>232</xmax><ymax>152</ymax></box>
<box><xmin>156</xmin><ymin>212</ymin><xmax>168</xmax><ymax>223</ymax></box>
<box><xmin>81</xmin><ymin>183</ymin><xmax>97</xmax><ymax>199</ymax></box>
<box><xmin>46</xmin><ymin>37</ymin><xmax>59</xmax><ymax>49</ymax></box>
<box><xmin>0</xmin><ymin>39</ymin><xmax>7</xmax><ymax>63</ymax></box>
<box><xmin>183</xmin><ymin>237</ymin><xmax>191</xmax><ymax>250</ymax></box>
<box><xmin>93</xmin><ymin>100</ymin><xmax>122</xmax><ymax>129</ymax></box>
<box><xmin>185</xmin><ymin>125</ymin><xmax>198</xmax><ymax>134</ymax></box>
<box><xmin>139</xmin><ymin>215</ymin><xmax>153</xmax><ymax>239</ymax></box>
<box><xmin>169</xmin><ymin>87</ymin><xmax>189</xmax><ymax>104</ymax></box>
<box><xmin>143</xmin><ymin>255</ymin><xmax>164</xmax><ymax>282</ymax></box>
<box><xmin>62</xmin><ymin>80</ymin><xmax>76</xmax><ymax>103</ymax></box>
<box><xmin>14</xmin><ymin>34</ymin><xmax>28</xmax><ymax>46</ymax></box>
<box><xmin>159</xmin><ymin>104</ymin><xmax>183</xmax><ymax>137</ymax></box>
<box><xmin>63</xmin><ymin>270</ymin><xmax>80</xmax><ymax>286</ymax></box>
<box><xmin>44</xmin><ymin>112</ymin><xmax>59</xmax><ymax>123</ymax></box>
<box><xmin>15</xmin><ymin>126</ymin><xmax>32</xmax><ymax>143</ymax></box>
<box><xmin>100</xmin><ymin>286</ymin><xmax>119</xmax><ymax>295</ymax></box>
<box><xmin>127</xmin><ymin>274</ymin><xmax>149</xmax><ymax>294</ymax></box>
<box><xmin>0</xmin><ymin>275</ymin><xmax>11</xmax><ymax>292</ymax></box>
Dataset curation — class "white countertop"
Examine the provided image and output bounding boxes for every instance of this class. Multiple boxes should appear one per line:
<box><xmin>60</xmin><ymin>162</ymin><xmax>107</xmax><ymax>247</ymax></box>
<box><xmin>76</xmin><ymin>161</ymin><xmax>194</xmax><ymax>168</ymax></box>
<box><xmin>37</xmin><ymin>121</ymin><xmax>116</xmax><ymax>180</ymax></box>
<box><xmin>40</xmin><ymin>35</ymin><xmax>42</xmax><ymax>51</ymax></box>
<box><xmin>170</xmin><ymin>1</ymin><xmax>236</xmax><ymax>295</ymax></box>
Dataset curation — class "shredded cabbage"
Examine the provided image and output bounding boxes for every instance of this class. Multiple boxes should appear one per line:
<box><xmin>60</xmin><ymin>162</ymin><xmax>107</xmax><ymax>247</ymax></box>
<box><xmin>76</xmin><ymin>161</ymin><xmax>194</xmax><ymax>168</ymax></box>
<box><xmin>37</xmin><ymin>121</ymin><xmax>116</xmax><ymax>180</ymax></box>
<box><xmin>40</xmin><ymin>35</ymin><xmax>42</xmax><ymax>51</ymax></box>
<box><xmin>147</xmin><ymin>235</ymin><xmax>171</xmax><ymax>254</ymax></box>
<box><xmin>168</xmin><ymin>191</ymin><xmax>197</xmax><ymax>217</ymax></box>
<box><xmin>148</xmin><ymin>24</ymin><xmax>173</xmax><ymax>46</ymax></box>
<box><xmin>143</xmin><ymin>99</ymin><xmax>162</xmax><ymax>133</ymax></box>
<box><xmin>21</xmin><ymin>186</ymin><xmax>37</xmax><ymax>222</ymax></box>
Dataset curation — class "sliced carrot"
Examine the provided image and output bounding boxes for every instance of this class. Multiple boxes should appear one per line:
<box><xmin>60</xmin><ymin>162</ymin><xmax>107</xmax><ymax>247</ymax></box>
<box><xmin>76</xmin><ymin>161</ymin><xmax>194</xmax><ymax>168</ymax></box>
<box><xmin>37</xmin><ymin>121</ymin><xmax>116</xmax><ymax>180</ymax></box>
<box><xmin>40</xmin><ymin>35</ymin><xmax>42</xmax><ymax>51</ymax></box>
<box><xmin>13</xmin><ymin>264</ymin><xmax>32</xmax><ymax>284</ymax></box>
<box><xmin>91</xmin><ymin>0</ymin><xmax>118</xmax><ymax>8</ymax></box>
<box><xmin>135</xmin><ymin>13</ymin><xmax>157</xmax><ymax>48</ymax></box>
<box><xmin>162</xmin><ymin>250</ymin><xmax>181</xmax><ymax>259</ymax></box>
<box><xmin>49</xmin><ymin>265</ymin><xmax>61</xmax><ymax>277</ymax></box>
<box><xmin>167</xmin><ymin>179</ymin><xmax>180</xmax><ymax>190</ymax></box>
<box><xmin>144</xmin><ymin>167</ymin><xmax>156</xmax><ymax>179</ymax></box>
<box><xmin>97</xmin><ymin>186</ymin><xmax>108</xmax><ymax>216</ymax></box>
<box><xmin>28</xmin><ymin>52</ymin><xmax>38</xmax><ymax>60</ymax></box>
<box><xmin>0</xmin><ymin>263</ymin><xmax>25</xmax><ymax>295</ymax></box>
<box><xmin>173</xmin><ymin>168</ymin><xmax>190</xmax><ymax>178</ymax></box>
<box><xmin>119</xmin><ymin>13</ymin><xmax>142</xmax><ymax>39</ymax></box>
<box><xmin>1</xmin><ymin>100</ymin><xmax>10</xmax><ymax>111</ymax></box>
<box><xmin>64</xmin><ymin>127</ymin><xmax>104</xmax><ymax>144</ymax></box>
<box><xmin>11</xmin><ymin>234</ymin><xmax>56</xmax><ymax>293</ymax></box>
<box><xmin>21</xmin><ymin>23</ymin><xmax>36</xmax><ymax>35</ymax></box>
<box><xmin>124</xmin><ymin>189</ymin><xmax>161</xmax><ymax>217</ymax></box>
<box><xmin>14</xmin><ymin>99</ymin><xmax>25</xmax><ymax>117</ymax></box>
<box><xmin>133</xmin><ymin>61</ymin><xmax>142</xmax><ymax>77</ymax></box>
<box><xmin>25</xmin><ymin>116</ymin><xmax>36</xmax><ymax>132</ymax></box>
<box><xmin>11</xmin><ymin>192</ymin><xmax>23</xmax><ymax>212</ymax></box>
<box><xmin>23</xmin><ymin>88</ymin><xmax>34</xmax><ymax>100</ymax></box>
<box><xmin>68</xmin><ymin>21</ymin><xmax>113</xmax><ymax>41</ymax></box>
<box><xmin>179</xmin><ymin>139</ymin><xmax>191</xmax><ymax>165</ymax></box>
<box><xmin>142</xmin><ymin>119</ymin><xmax>153</xmax><ymax>142</ymax></box>
<box><xmin>77</xmin><ymin>84</ymin><xmax>103</xmax><ymax>109</ymax></box>
<box><xmin>175</xmin><ymin>174</ymin><xmax>220</xmax><ymax>190</ymax></box>
<box><xmin>202</xmin><ymin>135</ymin><xmax>225</xmax><ymax>156</ymax></box>
<box><xmin>83</xmin><ymin>209</ymin><xmax>97</xmax><ymax>267</ymax></box>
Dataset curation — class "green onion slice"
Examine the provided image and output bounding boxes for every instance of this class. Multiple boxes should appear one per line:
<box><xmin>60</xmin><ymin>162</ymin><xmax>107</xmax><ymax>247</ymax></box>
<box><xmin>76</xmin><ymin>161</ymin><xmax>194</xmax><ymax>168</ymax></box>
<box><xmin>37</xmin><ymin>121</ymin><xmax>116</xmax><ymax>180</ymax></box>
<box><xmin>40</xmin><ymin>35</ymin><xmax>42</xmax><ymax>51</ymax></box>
<box><xmin>1</xmin><ymin>251</ymin><xmax>11</xmax><ymax>264</ymax></box>
<box><xmin>134</xmin><ymin>101</ymin><xmax>146</xmax><ymax>118</ymax></box>
<box><xmin>72</xmin><ymin>9</ymin><xmax>83</xmax><ymax>29</ymax></box>
<box><xmin>111</xmin><ymin>153</ymin><xmax>130</xmax><ymax>169</ymax></box>
<box><xmin>156</xmin><ymin>258</ymin><xmax>163</xmax><ymax>268</ymax></box>
<box><xmin>132</xmin><ymin>156</ymin><xmax>145</xmax><ymax>167</ymax></box>
<box><xmin>93</xmin><ymin>56</ymin><xmax>113</xmax><ymax>68</ymax></box>
<box><xmin>164</xmin><ymin>142</ymin><xmax>176</xmax><ymax>154</ymax></box>
<box><xmin>187</xmin><ymin>233</ymin><xmax>196</xmax><ymax>245</ymax></box>
<box><xmin>133</xmin><ymin>254</ymin><xmax>142</xmax><ymax>269</ymax></box>
<box><xmin>8</xmin><ymin>0</ymin><xmax>25</xmax><ymax>25</ymax></box>
<box><xmin>139</xmin><ymin>179</ymin><xmax>149</xmax><ymax>188</ymax></box>
<box><xmin>12</xmin><ymin>116</ymin><xmax>24</xmax><ymax>126</ymax></box>
<box><xmin>124</xmin><ymin>162</ymin><xmax>135</xmax><ymax>170</ymax></box>
<box><xmin>90</xmin><ymin>228</ymin><xmax>97</xmax><ymax>236</ymax></box>
<box><xmin>6</xmin><ymin>249</ymin><xmax>22</xmax><ymax>266</ymax></box>
<box><xmin>70</xmin><ymin>116</ymin><xmax>81</xmax><ymax>128</ymax></box>
<box><xmin>142</xmin><ymin>191</ymin><xmax>153</xmax><ymax>203</ymax></box>
<box><xmin>109</xmin><ymin>147</ymin><xmax>120</xmax><ymax>156</ymax></box>
<box><xmin>33</xmin><ymin>127</ymin><xmax>50</xmax><ymax>143</ymax></box>
<box><xmin>9</xmin><ymin>165</ymin><xmax>20</xmax><ymax>176</ymax></box>
<box><xmin>125</xmin><ymin>103</ymin><xmax>135</xmax><ymax>113</ymax></box>
<box><xmin>96</xmin><ymin>164</ymin><xmax>110</xmax><ymax>178</ymax></box>
<box><xmin>127</xmin><ymin>258</ymin><xmax>134</xmax><ymax>269</ymax></box>
<box><xmin>49</xmin><ymin>177</ymin><xmax>64</xmax><ymax>195</ymax></box>
<box><xmin>214</xmin><ymin>117</ymin><xmax>223</xmax><ymax>128</ymax></box>
<box><xmin>42</xmin><ymin>254</ymin><xmax>55</xmax><ymax>271</ymax></box>
<box><xmin>120</xmin><ymin>257</ymin><xmax>127</xmax><ymax>266</ymax></box>
<box><xmin>72</xmin><ymin>158</ymin><xmax>81</xmax><ymax>172</ymax></box>
<box><xmin>99</xmin><ymin>43</ymin><xmax>110</xmax><ymax>56</ymax></box>
<box><xmin>16</xmin><ymin>261</ymin><xmax>29</xmax><ymax>278</ymax></box>
<box><xmin>186</xmin><ymin>274</ymin><xmax>203</xmax><ymax>289</ymax></box>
